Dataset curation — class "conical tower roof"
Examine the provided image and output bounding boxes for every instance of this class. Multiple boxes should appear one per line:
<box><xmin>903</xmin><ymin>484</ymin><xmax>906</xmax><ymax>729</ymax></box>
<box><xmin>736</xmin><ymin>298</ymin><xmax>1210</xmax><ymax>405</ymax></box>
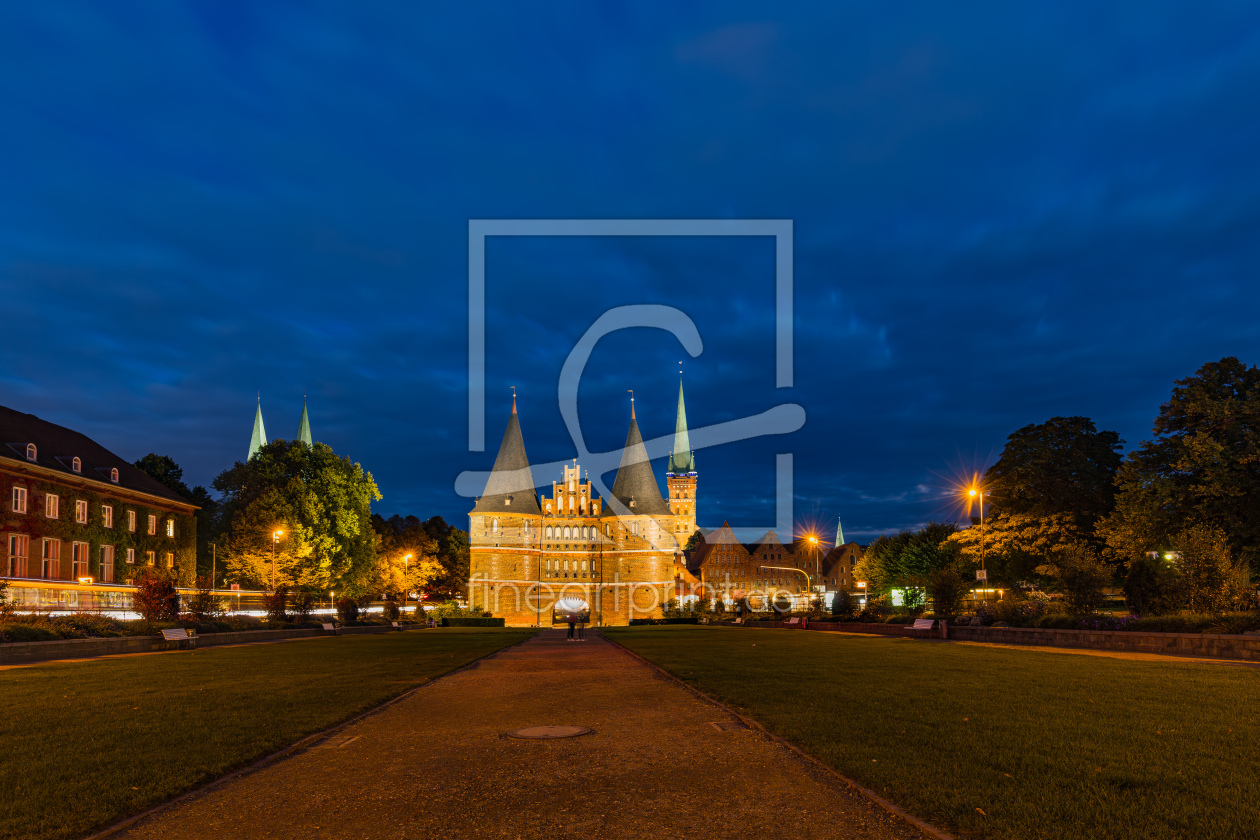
<box><xmin>472</xmin><ymin>397</ymin><xmax>541</xmax><ymax>515</ymax></box>
<box><xmin>248</xmin><ymin>400</ymin><xmax>267</xmax><ymax>461</ymax></box>
<box><xmin>835</xmin><ymin>515</ymin><xmax>845</xmax><ymax>548</ymax></box>
<box><xmin>611</xmin><ymin>401</ymin><xmax>670</xmax><ymax>515</ymax></box>
<box><xmin>667</xmin><ymin>379</ymin><xmax>695</xmax><ymax>474</ymax></box>
<box><xmin>297</xmin><ymin>398</ymin><xmax>313</xmax><ymax>446</ymax></box>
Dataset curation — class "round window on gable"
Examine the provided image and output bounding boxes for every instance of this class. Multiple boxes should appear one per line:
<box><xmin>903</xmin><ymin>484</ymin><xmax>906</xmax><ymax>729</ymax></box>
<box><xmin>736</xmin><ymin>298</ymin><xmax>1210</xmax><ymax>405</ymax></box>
<box><xmin>110</xmin><ymin>468</ymin><xmax>119</xmax><ymax>483</ymax></box>
<box><xmin>25</xmin><ymin>444</ymin><xmax>36</xmax><ymax>461</ymax></box>
<box><xmin>72</xmin><ymin>457</ymin><xmax>81</xmax><ymax>473</ymax></box>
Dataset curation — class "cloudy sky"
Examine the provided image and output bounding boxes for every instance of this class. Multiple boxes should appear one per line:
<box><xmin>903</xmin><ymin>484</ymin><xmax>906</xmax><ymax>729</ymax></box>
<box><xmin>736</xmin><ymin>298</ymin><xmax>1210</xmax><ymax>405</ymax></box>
<box><xmin>4</xmin><ymin>3</ymin><xmax>1260</xmax><ymax>540</ymax></box>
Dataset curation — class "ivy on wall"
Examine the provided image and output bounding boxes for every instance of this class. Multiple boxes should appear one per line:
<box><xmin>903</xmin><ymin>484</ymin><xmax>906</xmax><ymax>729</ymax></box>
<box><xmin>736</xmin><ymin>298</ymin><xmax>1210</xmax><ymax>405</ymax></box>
<box><xmin>0</xmin><ymin>473</ymin><xmax>197</xmax><ymax>586</ymax></box>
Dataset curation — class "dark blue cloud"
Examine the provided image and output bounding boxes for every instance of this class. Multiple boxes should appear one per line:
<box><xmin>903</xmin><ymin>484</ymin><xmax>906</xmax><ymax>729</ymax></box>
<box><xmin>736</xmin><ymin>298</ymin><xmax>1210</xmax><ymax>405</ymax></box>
<box><xmin>3</xmin><ymin>2</ymin><xmax>1260</xmax><ymax>541</ymax></box>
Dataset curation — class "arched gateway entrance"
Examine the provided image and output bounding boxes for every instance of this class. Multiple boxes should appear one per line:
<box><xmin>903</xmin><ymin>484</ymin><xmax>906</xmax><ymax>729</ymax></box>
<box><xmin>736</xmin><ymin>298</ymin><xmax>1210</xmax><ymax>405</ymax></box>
<box><xmin>552</xmin><ymin>597</ymin><xmax>590</xmax><ymax>625</ymax></box>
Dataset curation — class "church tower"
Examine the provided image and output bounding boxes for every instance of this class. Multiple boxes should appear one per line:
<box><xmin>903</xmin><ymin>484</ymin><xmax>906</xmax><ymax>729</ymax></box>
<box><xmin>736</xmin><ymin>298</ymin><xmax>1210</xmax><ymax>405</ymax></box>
<box><xmin>297</xmin><ymin>397</ymin><xmax>313</xmax><ymax>445</ymax></box>
<box><xmin>666</xmin><ymin>379</ymin><xmax>697</xmax><ymax>546</ymax></box>
<box><xmin>248</xmin><ymin>398</ymin><xmax>267</xmax><ymax>461</ymax></box>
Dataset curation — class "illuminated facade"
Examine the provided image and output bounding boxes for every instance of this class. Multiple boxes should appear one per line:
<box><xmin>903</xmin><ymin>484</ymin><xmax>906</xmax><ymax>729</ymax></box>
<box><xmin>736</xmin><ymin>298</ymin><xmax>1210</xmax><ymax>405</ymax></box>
<box><xmin>0</xmin><ymin>405</ymin><xmax>198</xmax><ymax>603</ymax></box>
<box><xmin>468</xmin><ymin>389</ymin><xmax>697</xmax><ymax>626</ymax></box>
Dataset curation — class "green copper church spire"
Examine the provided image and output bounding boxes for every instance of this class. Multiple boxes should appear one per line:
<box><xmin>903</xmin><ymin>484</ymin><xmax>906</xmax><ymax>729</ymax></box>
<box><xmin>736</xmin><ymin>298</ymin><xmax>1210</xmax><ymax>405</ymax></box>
<box><xmin>248</xmin><ymin>398</ymin><xmax>267</xmax><ymax>461</ymax></box>
<box><xmin>297</xmin><ymin>397</ymin><xmax>313</xmax><ymax>446</ymax></box>
<box><xmin>836</xmin><ymin>515</ymin><xmax>845</xmax><ymax>549</ymax></box>
<box><xmin>667</xmin><ymin>378</ymin><xmax>696</xmax><ymax>474</ymax></box>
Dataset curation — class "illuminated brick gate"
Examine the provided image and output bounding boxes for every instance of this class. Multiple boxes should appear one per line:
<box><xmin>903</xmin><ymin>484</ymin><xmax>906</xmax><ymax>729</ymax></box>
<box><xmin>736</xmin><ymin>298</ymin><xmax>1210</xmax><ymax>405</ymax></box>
<box><xmin>469</xmin><ymin>389</ymin><xmax>695</xmax><ymax>627</ymax></box>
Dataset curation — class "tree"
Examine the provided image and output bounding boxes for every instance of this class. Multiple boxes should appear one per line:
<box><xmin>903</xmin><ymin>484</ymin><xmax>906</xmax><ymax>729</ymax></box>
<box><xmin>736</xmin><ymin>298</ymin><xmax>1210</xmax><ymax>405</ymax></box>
<box><xmin>184</xmin><ymin>576</ymin><xmax>226</xmax><ymax>621</ymax></box>
<box><xmin>213</xmin><ymin>440</ymin><xmax>381</xmax><ymax>593</ymax></box>
<box><xmin>371</xmin><ymin>515</ymin><xmax>469</xmax><ymax>601</ymax></box>
<box><xmin>925</xmin><ymin>564</ymin><xmax>970</xmax><ymax>616</ymax></box>
<box><xmin>684</xmin><ymin>530</ymin><xmax>704</xmax><ymax>552</ymax></box>
<box><xmin>1036</xmin><ymin>543</ymin><xmax>1111</xmax><ymax>614</ymax></box>
<box><xmin>372</xmin><ymin>547</ymin><xmax>441</xmax><ymax>617</ymax></box>
<box><xmin>855</xmin><ymin>522</ymin><xmax>960</xmax><ymax>595</ymax></box>
<box><xmin>831</xmin><ymin>589</ymin><xmax>854</xmax><ymax>618</ymax></box>
<box><xmin>1170</xmin><ymin>524</ymin><xmax>1251</xmax><ymax>614</ymax></box>
<box><xmin>948</xmin><ymin>512</ymin><xmax>1093</xmax><ymax>587</ymax></box>
<box><xmin>985</xmin><ymin>417</ymin><xmax>1123</xmax><ymax>522</ymax></box>
<box><xmin>1122</xmin><ymin>556</ymin><xmax>1181</xmax><ymax>616</ymax></box>
<box><xmin>1100</xmin><ymin>358</ymin><xmax>1260</xmax><ymax>575</ymax></box>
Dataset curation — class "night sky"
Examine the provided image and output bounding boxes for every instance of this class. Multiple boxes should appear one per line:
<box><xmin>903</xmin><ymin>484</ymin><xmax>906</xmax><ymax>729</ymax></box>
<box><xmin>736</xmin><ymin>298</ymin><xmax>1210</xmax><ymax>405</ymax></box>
<box><xmin>4</xmin><ymin>4</ymin><xmax>1260</xmax><ymax>541</ymax></box>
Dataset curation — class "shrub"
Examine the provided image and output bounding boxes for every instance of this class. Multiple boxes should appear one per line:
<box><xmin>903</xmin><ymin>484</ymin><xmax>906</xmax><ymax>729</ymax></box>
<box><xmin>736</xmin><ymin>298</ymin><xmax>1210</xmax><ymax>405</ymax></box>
<box><xmin>336</xmin><ymin>598</ymin><xmax>360</xmax><ymax>624</ymax></box>
<box><xmin>1123</xmin><ymin>556</ymin><xmax>1181</xmax><ymax>615</ymax></box>
<box><xmin>1040</xmin><ymin>543</ymin><xmax>1111</xmax><ymax>614</ymax></box>
<box><xmin>291</xmin><ymin>590</ymin><xmax>318</xmax><ymax>623</ymax></box>
<box><xmin>831</xmin><ymin>590</ymin><xmax>855</xmax><ymax>619</ymax></box>
<box><xmin>926</xmin><ymin>566</ymin><xmax>969</xmax><ymax>617</ymax></box>
<box><xmin>185</xmin><ymin>576</ymin><xmax>226</xmax><ymax>622</ymax></box>
<box><xmin>383</xmin><ymin>597</ymin><xmax>402</xmax><ymax>621</ymax></box>
<box><xmin>132</xmin><ymin>568</ymin><xmax>180</xmax><ymax>624</ymax></box>
<box><xmin>441</xmin><ymin>616</ymin><xmax>505</xmax><ymax>627</ymax></box>
<box><xmin>263</xmin><ymin>587</ymin><xmax>289</xmax><ymax>623</ymax></box>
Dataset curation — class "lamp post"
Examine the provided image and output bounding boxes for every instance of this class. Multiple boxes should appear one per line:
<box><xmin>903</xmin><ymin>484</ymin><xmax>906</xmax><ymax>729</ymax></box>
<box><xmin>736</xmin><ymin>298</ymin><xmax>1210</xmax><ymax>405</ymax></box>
<box><xmin>270</xmin><ymin>529</ymin><xmax>283</xmax><ymax>591</ymax></box>
<box><xmin>403</xmin><ymin>554</ymin><xmax>413</xmax><ymax>613</ymax></box>
<box><xmin>968</xmin><ymin>487</ymin><xmax>987</xmax><ymax>602</ymax></box>
<box><xmin>760</xmin><ymin>565</ymin><xmax>811</xmax><ymax>614</ymax></box>
<box><xmin>857</xmin><ymin>581</ymin><xmax>867</xmax><ymax>609</ymax></box>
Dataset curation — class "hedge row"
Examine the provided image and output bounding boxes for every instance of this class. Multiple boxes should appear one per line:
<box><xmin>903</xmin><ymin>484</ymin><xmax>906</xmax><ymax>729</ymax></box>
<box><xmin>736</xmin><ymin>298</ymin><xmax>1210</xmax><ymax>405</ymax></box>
<box><xmin>630</xmin><ymin>617</ymin><xmax>699</xmax><ymax>625</ymax></box>
<box><xmin>440</xmin><ymin>616</ymin><xmax>505</xmax><ymax>627</ymax></box>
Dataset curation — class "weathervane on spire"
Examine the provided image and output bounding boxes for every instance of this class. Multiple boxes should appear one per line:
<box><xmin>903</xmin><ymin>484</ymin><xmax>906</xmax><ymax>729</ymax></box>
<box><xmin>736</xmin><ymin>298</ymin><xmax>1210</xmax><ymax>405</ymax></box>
<box><xmin>628</xmin><ymin>389</ymin><xmax>635</xmax><ymax>420</ymax></box>
<box><xmin>510</xmin><ymin>385</ymin><xmax>517</xmax><ymax>414</ymax></box>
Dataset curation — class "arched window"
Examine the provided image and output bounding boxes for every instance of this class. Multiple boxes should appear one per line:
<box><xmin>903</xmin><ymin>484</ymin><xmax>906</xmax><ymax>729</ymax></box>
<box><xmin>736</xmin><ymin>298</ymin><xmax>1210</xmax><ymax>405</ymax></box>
<box><xmin>568</xmin><ymin>479</ymin><xmax>574</xmax><ymax>492</ymax></box>
<box><xmin>569</xmin><ymin>497</ymin><xmax>575</xmax><ymax>514</ymax></box>
<box><xmin>563</xmin><ymin>526</ymin><xmax>571</xmax><ymax>540</ymax></box>
<box><xmin>110</xmin><ymin>468</ymin><xmax>119</xmax><ymax>483</ymax></box>
<box><xmin>491</xmin><ymin>518</ymin><xmax>499</xmax><ymax>532</ymax></box>
<box><xmin>545</xmin><ymin>526</ymin><xmax>552</xmax><ymax>539</ymax></box>
<box><xmin>25</xmin><ymin>444</ymin><xmax>36</xmax><ymax>461</ymax></box>
<box><xmin>71</xmin><ymin>457</ymin><xmax>81</xmax><ymax>473</ymax></box>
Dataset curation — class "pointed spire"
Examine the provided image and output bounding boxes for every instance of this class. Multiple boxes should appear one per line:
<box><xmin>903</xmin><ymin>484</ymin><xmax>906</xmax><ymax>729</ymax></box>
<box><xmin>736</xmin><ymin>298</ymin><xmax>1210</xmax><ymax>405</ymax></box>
<box><xmin>836</xmin><ymin>516</ymin><xmax>846</xmax><ymax>549</ymax></box>
<box><xmin>667</xmin><ymin>378</ymin><xmax>696</xmax><ymax>474</ymax></box>
<box><xmin>297</xmin><ymin>397</ymin><xmax>313</xmax><ymax>446</ymax></box>
<box><xmin>611</xmin><ymin>405</ymin><xmax>670</xmax><ymax>516</ymax></box>
<box><xmin>472</xmin><ymin>398</ymin><xmax>541</xmax><ymax>515</ymax></box>
<box><xmin>248</xmin><ymin>399</ymin><xmax>267</xmax><ymax>461</ymax></box>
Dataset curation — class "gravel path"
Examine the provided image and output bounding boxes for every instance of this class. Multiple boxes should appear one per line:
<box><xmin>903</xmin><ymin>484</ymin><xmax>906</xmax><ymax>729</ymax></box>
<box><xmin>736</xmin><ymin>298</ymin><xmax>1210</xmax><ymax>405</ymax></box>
<box><xmin>112</xmin><ymin>628</ymin><xmax>924</xmax><ymax>840</ymax></box>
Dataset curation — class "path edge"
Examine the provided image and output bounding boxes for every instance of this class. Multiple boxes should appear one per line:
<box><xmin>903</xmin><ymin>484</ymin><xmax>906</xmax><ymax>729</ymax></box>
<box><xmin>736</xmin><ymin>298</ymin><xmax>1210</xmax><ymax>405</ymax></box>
<box><xmin>601</xmin><ymin>632</ymin><xmax>956</xmax><ymax>840</ymax></box>
<box><xmin>80</xmin><ymin>630</ymin><xmax>539</xmax><ymax>840</ymax></box>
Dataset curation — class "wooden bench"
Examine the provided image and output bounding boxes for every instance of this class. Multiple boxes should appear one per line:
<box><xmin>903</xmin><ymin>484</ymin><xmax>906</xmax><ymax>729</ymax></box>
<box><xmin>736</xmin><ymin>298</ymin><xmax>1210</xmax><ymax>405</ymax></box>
<box><xmin>391</xmin><ymin>621</ymin><xmax>403</xmax><ymax>631</ymax></box>
<box><xmin>905</xmin><ymin>618</ymin><xmax>935</xmax><ymax>637</ymax></box>
<box><xmin>784</xmin><ymin>617</ymin><xmax>802</xmax><ymax>627</ymax></box>
<box><xmin>732</xmin><ymin>618</ymin><xmax>743</xmax><ymax>625</ymax></box>
<box><xmin>321</xmin><ymin>622</ymin><xmax>341</xmax><ymax>636</ymax></box>
<box><xmin>160</xmin><ymin>628</ymin><xmax>196</xmax><ymax>649</ymax></box>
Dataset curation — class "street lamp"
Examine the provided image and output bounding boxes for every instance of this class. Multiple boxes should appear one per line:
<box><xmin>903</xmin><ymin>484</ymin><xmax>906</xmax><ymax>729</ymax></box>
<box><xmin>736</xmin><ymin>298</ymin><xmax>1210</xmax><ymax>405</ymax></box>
<box><xmin>270</xmin><ymin>529</ymin><xmax>283</xmax><ymax>591</ymax></box>
<box><xmin>760</xmin><ymin>564</ymin><xmax>811</xmax><ymax>614</ymax></box>
<box><xmin>857</xmin><ymin>581</ymin><xmax>867</xmax><ymax>609</ymax></box>
<box><xmin>968</xmin><ymin>487</ymin><xmax>987</xmax><ymax>599</ymax></box>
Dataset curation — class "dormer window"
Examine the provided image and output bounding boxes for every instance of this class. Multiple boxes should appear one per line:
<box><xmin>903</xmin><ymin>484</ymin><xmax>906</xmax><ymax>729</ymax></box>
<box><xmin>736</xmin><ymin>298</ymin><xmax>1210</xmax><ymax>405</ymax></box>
<box><xmin>110</xmin><ymin>468</ymin><xmax>119</xmax><ymax>483</ymax></box>
<box><xmin>504</xmin><ymin>496</ymin><xmax>512</xmax><ymax>506</ymax></box>
<box><xmin>71</xmin><ymin>457</ymin><xmax>81</xmax><ymax>473</ymax></box>
<box><xmin>25</xmin><ymin>444</ymin><xmax>36</xmax><ymax>461</ymax></box>
<box><xmin>629</xmin><ymin>499</ymin><xmax>636</xmax><ymax>508</ymax></box>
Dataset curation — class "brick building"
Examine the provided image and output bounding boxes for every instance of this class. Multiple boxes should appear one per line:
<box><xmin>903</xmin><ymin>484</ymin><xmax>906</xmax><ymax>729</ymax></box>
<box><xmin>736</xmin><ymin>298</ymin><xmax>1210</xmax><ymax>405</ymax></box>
<box><xmin>468</xmin><ymin>385</ymin><xmax>698</xmax><ymax>627</ymax></box>
<box><xmin>0</xmin><ymin>405</ymin><xmax>198</xmax><ymax>609</ymax></box>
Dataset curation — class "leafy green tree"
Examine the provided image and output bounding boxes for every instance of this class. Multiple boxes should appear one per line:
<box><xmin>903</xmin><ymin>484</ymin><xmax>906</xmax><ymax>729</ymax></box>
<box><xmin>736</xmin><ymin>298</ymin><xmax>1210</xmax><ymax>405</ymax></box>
<box><xmin>925</xmin><ymin>564</ymin><xmax>970</xmax><ymax>616</ymax></box>
<box><xmin>213</xmin><ymin>440</ymin><xmax>381</xmax><ymax>593</ymax></box>
<box><xmin>855</xmin><ymin>522</ymin><xmax>959</xmax><ymax>595</ymax></box>
<box><xmin>371</xmin><ymin>515</ymin><xmax>469</xmax><ymax>601</ymax></box>
<box><xmin>684</xmin><ymin>530</ymin><xmax>704</xmax><ymax>552</ymax></box>
<box><xmin>985</xmin><ymin>417</ymin><xmax>1123</xmax><ymax>521</ymax></box>
<box><xmin>1100</xmin><ymin>358</ymin><xmax>1260</xmax><ymax>575</ymax></box>
<box><xmin>1170</xmin><ymin>524</ymin><xmax>1252</xmax><ymax>614</ymax></box>
<box><xmin>132</xmin><ymin>567</ymin><xmax>179</xmax><ymax>625</ymax></box>
<box><xmin>831</xmin><ymin>589</ymin><xmax>854</xmax><ymax>618</ymax></box>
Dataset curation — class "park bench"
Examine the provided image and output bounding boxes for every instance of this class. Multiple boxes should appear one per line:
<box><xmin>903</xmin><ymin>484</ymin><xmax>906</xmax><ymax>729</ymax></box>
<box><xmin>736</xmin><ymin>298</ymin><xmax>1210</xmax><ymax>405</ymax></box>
<box><xmin>321</xmin><ymin>623</ymin><xmax>341</xmax><ymax>636</ymax></box>
<box><xmin>426</xmin><ymin>619</ymin><xmax>437</xmax><ymax>628</ymax></box>
<box><xmin>391</xmin><ymin>621</ymin><xmax>403</xmax><ymax>631</ymax></box>
<box><xmin>784</xmin><ymin>617</ymin><xmax>802</xmax><ymax>627</ymax></box>
<box><xmin>732</xmin><ymin>618</ymin><xmax>743</xmax><ymax>625</ymax></box>
<box><xmin>160</xmin><ymin>628</ymin><xmax>196</xmax><ymax>650</ymax></box>
<box><xmin>905</xmin><ymin>618</ymin><xmax>935</xmax><ymax>637</ymax></box>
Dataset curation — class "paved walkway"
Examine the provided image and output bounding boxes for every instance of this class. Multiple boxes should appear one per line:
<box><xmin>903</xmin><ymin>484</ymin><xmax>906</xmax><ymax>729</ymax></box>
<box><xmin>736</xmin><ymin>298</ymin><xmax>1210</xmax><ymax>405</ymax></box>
<box><xmin>113</xmin><ymin>629</ymin><xmax>922</xmax><ymax>840</ymax></box>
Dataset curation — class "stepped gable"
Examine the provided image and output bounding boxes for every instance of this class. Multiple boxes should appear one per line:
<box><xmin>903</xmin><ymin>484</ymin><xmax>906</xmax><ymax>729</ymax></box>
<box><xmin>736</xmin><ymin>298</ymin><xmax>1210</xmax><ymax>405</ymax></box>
<box><xmin>472</xmin><ymin>398</ymin><xmax>541</xmax><ymax>515</ymax></box>
<box><xmin>0</xmin><ymin>404</ymin><xmax>194</xmax><ymax>506</ymax></box>
<box><xmin>610</xmin><ymin>403</ymin><xmax>670</xmax><ymax>516</ymax></box>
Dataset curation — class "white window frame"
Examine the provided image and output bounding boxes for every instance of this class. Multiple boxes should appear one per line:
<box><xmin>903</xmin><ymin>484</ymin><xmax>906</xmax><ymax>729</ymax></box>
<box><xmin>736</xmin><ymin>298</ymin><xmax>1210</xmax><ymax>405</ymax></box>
<box><xmin>71</xmin><ymin>456</ymin><xmax>81</xmax><ymax>473</ymax></box>
<box><xmin>11</xmin><ymin>486</ymin><xmax>26</xmax><ymax>514</ymax></box>
<box><xmin>165</xmin><ymin>519</ymin><xmax>175</xmax><ymax>538</ymax></box>
<box><xmin>41</xmin><ymin>538</ymin><xmax>60</xmax><ymax>579</ymax></box>
<box><xmin>145</xmin><ymin>550</ymin><xmax>155</xmax><ymax>566</ymax></box>
<box><xmin>147</xmin><ymin>514</ymin><xmax>157</xmax><ymax>536</ymax></box>
<box><xmin>127</xmin><ymin>510</ymin><xmax>136</xmax><ymax>532</ymax></box>
<box><xmin>45</xmin><ymin>494</ymin><xmax>59</xmax><ymax>519</ymax></box>
<box><xmin>100</xmin><ymin>545</ymin><xmax>115</xmax><ymax>582</ymax></box>
<box><xmin>164</xmin><ymin>552</ymin><xmax>174</xmax><ymax>568</ymax></box>
<box><xmin>25</xmin><ymin>443</ymin><xmax>36</xmax><ymax>461</ymax></box>
<box><xmin>126</xmin><ymin>548</ymin><xmax>135</xmax><ymax>565</ymax></box>
<box><xmin>102</xmin><ymin>505</ymin><xmax>113</xmax><ymax>528</ymax></box>
<box><xmin>110</xmin><ymin>468</ymin><xmax>119</xmax><ymax>483</ymax></box>
<box><xmin>71</xmin><ymin>541</ymin><xmax>89</xmax><ymax>578</ymax></box>
<box><xmin>75</xmin><ymin>499</ymin><xmax>88</xmax><ymax>525</ymax></box>
<box><xmin>7</xmin><ymin>534</ymin><xmax>28</xmax><ymax>577</ymax></box>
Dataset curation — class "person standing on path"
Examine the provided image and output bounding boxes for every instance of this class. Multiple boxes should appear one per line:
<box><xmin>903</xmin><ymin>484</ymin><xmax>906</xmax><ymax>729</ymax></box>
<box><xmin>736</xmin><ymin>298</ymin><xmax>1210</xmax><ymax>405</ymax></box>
<box><xmin>577</xmin><ymin>613</ymin><xmax>586</xmax><ymax>641</ymax></box>
<box><xmin>566</xmin><ymin>613</ymin><xmax>576</xmax><ymax>641</ymax></box>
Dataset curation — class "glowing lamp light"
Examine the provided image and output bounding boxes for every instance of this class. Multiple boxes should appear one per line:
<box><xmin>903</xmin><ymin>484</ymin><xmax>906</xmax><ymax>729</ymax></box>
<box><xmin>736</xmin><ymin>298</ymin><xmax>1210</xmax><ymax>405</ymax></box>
<box><xmin>77</xmin><ymin>576</ymin><xmax>94</xmax><ymax>584</ymax></box>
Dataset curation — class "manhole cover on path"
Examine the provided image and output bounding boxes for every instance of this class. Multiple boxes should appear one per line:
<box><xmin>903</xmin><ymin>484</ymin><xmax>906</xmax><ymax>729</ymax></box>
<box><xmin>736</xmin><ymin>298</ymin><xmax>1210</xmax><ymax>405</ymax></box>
<box><xmin>506</xmin><ymin>725</ymin><xmax>593</xmax><ymax>740</ymax></box>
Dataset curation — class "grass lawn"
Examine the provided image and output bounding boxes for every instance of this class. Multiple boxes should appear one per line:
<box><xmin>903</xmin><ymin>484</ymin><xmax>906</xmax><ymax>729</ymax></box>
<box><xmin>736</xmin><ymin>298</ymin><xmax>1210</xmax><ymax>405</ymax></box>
<box><xmin>0</xmin><ymin>628</ymin><xmax>532</xmax><ymax>840</ymax></box>
<box><xmin>607</xmin><ymin>626</ymin><xmax>1260</xmax><ymax>840</ymax></box>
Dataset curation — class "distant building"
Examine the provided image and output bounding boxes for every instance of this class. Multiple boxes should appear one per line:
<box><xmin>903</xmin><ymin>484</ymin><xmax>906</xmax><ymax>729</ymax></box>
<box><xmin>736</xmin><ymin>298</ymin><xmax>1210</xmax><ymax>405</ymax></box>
<box><xmin>0</xmin><ymin>405</ymin><xmax>198</xmax><ymax>609</ymax></box>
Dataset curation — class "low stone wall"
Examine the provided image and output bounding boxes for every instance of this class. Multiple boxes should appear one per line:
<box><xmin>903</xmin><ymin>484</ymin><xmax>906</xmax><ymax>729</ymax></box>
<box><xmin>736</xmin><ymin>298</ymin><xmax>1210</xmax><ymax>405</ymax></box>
<box><xmin>0</xmin><ymin>624</ymin><xmax>397</xmax><ymax>665</ymax></box>
<box><xmin>805</xmin><ymin>621</ymin><xmax>1260</xmax><ymax>661</ymax></box>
